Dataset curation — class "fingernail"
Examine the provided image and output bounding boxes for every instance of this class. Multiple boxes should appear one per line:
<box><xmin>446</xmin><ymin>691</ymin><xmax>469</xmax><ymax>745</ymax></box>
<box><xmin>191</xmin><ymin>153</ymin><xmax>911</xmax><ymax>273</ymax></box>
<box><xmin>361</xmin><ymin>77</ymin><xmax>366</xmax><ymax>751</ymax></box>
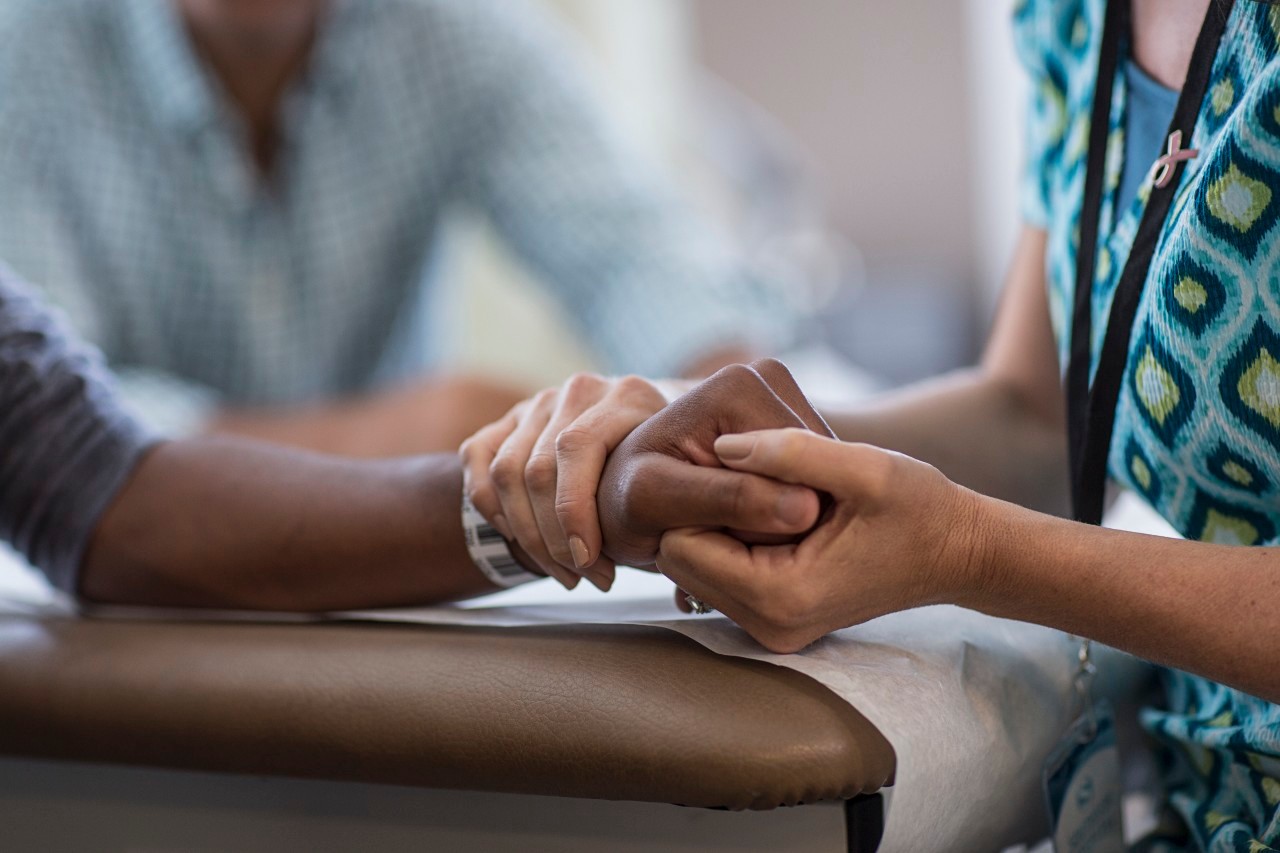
<box><xmin>776</xmin><ymin>489</ymin><xmax>813</xmax><ymax>527</ymax></box>
<box><xmin>715</xmin><ymin>434</ymin><xmax>756</xmax><ymax>461</ymax></box>
<box><xmin>492</xmin><ymin>514</ymin><xmax>513</xmax><ymax>540</ymax></box>
<box><xmin>568</xmin><ymin>535</ymin><xmax>591</xmax><ymax>570</ymax></box>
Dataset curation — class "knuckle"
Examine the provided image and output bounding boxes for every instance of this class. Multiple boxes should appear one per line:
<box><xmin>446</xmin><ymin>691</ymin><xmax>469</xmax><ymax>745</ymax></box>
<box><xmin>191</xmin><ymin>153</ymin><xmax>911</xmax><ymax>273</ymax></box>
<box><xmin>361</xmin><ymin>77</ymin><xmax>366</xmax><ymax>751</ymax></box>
<box><xmin>722</xmin><ymin>364</ymin><xmax>770</xmax><ymax>403</ymax></box>
<box><xmin>859</xmin><ymin>449</ymin><xmax>897</xmax><ymax>498</ymax></box>
<box><xmin>717</xmin><ymin>363</ymin><xmax>756</xmax><ymax>384</ymax></box>
<box><xmin>607</xmin><ymin>376</ymin><xmax>665</xmax><ymax>416</ymax></box>
<box><xmin>614</xmin><ymin>374</ymin><xmax>652</xmax><ymax>397</ymax></box>
<box><xmin>555</xmin><ymin>425</ymin><xmax>597</xmax><ymax>456</ymax></box>
<box><xmin>564</xmin><ymin>372</ymin><xmax>606</xmax><ymax>402</ymax></box>
<box><xmin>489</xmin><ymin>455</ymin><xmax>521</xmax><ymax>491</ymax></box>
<box><xmin>467</xmin><ymin>482</ymin><xmax>500</xmax><ymax>516</ymax></box>
<box><xmin>524</xmin><ymin>453</ymin><xmax>558</xmax><ymax>491</ymax></box>
<box><xmin>460</xmin><ymin>430</ymin><xmax>497</xmax><ymax>462</ymax></box>
<box><xmin>778</xmin><ymin>427</ymin><xmax>810</xmax><ymax>455</ymax></box>
<box><xmin>779</xmin><ymin>427</ymin><xmax>819</xmax><ymax>467</ymax></box>
<box><xmin>697</xmin><ymin>362</ymin><xmax>751</xmax><ymax>395</ymax></box>
<box><xmin>754</xmin><ymin>358</ymin><xmax>805</xmax><ymax>399</ymax></box>
<box><xmin>750</xmin><ymin>357</ymin><xmax>789</xmax><ymax>377</ymax></box>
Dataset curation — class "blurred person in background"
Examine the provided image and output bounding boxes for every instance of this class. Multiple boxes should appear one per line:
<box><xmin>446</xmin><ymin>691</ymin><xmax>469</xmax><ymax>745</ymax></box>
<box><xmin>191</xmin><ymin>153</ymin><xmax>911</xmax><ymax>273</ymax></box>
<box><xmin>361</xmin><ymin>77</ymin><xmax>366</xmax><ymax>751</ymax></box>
<box><xmin>0</xmin><ymin>0</ymin><xmax>794</xmax><ymax>456</ymax></box>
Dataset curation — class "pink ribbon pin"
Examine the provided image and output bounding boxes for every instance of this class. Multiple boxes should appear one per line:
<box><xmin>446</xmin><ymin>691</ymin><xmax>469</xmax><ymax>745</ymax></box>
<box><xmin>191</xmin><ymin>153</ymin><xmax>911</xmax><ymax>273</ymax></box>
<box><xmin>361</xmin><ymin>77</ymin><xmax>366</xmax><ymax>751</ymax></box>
<box><xmin>1152</xmin><ymin>130</ymin><xmax>1199</xmax><ymax>189</ymax></box>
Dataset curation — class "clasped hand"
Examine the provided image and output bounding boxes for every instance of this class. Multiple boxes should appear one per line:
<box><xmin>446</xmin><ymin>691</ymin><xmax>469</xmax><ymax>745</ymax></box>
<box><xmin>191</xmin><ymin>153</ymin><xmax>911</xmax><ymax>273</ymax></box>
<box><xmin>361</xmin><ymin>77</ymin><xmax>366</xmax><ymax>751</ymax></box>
<box><xmin>461</xmin><ymin>360</ymin><xmax>829</xmax><ymax>587</ymax></box>
<box><xmin>462</xmin><ymin>359</ymin><xmax>986</xmax><ymax>652</ymax></box>
<box><xmin>658</xmin><ymin>429</ymin><xmax>985</xmax><ymax>652</ymax></box>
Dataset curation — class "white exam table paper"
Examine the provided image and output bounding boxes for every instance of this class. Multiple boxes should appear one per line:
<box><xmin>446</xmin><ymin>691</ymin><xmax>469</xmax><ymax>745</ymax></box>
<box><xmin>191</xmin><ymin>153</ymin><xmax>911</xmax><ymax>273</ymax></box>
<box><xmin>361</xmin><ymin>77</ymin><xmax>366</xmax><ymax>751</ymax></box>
<box><xmin>336</xmin><ymin>570</ymin><xmax>1147</xmax><ymax>852</ymax></box>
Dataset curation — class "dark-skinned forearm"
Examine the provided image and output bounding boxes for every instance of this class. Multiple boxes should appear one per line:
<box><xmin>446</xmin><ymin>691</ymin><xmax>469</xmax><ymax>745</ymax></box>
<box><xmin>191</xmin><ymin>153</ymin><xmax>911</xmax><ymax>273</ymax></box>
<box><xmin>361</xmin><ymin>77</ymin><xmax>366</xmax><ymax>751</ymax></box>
<box><xmin>79</xmin><ymin>439</ymin><xmax>498</xmax><ymax>611</ymax></box>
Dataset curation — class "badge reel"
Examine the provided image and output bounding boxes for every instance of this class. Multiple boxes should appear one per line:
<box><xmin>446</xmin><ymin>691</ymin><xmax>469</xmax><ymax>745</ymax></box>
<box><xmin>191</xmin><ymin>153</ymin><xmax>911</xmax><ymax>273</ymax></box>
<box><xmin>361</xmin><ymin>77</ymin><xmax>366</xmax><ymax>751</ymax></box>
<box><xmin>1042</xmin><ymin>639</ymin><xmax>1124</xmax><ymax>853</ymax></box>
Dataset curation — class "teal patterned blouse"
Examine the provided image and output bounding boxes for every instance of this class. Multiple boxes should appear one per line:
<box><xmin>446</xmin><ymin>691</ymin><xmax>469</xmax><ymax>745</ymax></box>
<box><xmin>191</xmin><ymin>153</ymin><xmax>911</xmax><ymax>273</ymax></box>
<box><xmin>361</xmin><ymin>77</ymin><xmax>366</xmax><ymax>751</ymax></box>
<box><xmin>1015</xmin><ymin>0</ymin><xmax>1280</xmax><ymax>849</ymax></box>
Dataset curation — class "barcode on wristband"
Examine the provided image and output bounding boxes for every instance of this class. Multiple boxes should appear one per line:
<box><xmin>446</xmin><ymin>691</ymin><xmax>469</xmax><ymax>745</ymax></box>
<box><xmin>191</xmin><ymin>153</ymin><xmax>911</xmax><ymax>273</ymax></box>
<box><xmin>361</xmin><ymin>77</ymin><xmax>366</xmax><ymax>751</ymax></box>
<box><xmin>473</xmin><ymin>521</ymin><xmax>506</xmax><ymax>548</ymax></box>
<box><xmin>461</xmin><ymin>494</ymin><xmax>540</xmax><ymax>589</ymax></box>
<box><xmin>481</xmin><ymin>551</ymin><xmax>527</xmax><ymax>581</ymax></box>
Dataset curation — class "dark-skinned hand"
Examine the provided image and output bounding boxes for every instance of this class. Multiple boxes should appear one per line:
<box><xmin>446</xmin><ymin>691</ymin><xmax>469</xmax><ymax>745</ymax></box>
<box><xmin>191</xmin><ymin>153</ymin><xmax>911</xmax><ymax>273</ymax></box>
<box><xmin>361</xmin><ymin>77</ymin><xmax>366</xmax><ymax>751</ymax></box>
<box><xmin>596</xmin><ymin>359</ymin><xmax>835</xmax><ymax>570</ymax></box>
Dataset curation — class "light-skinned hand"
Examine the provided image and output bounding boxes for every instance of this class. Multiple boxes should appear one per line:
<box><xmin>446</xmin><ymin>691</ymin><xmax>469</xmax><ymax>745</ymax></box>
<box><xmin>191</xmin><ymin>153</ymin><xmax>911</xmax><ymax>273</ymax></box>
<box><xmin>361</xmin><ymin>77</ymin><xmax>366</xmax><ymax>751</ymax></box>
<box><xmin>657</xmin><ymin>428</ymin><xmax>985</xmax><ymax>653</ymax></box>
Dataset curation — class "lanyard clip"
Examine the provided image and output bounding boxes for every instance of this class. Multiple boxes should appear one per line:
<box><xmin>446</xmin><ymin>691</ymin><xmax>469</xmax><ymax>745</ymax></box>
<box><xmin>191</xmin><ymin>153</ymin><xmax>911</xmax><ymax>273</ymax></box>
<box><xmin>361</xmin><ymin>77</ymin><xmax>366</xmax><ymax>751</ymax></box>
<box><xmin>1073</xmin><ymin>638</ymin><xmax>1099</xmax><ymax>741</ymax></box>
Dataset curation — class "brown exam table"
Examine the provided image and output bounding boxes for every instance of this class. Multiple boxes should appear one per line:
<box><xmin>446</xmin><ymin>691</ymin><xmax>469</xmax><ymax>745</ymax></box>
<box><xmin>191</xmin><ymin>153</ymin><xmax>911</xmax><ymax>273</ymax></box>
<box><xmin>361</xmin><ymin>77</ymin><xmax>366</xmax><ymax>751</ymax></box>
<box><xmin>0</xmin><ymin>616</ymin><xmax>896</xmax><ymax>851</ymax></box>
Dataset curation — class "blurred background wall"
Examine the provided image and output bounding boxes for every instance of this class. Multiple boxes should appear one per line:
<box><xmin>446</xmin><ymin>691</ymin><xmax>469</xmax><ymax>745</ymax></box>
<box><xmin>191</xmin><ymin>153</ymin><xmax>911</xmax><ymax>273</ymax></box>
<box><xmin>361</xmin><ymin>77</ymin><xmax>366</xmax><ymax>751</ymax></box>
<box><xmin>435</xmin><ymin>0</ymin><xmax>1025</xmax><ymax>390</ymax></box>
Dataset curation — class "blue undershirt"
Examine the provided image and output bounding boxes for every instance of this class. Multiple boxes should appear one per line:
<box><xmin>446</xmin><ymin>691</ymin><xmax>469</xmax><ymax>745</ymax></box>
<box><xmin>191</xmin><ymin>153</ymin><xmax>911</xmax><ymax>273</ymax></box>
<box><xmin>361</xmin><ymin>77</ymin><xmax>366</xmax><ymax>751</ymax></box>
<box><xmin>1117</xmin><ymin>60</ymin><xmax>1181</xmax><ymax>214</ymax></box>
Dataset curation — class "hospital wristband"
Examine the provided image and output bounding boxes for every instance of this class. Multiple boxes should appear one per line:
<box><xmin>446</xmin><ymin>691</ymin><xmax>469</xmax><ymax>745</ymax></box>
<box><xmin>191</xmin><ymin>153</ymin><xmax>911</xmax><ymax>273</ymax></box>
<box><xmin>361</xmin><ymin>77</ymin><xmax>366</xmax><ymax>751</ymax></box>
<box><xmin>461</xmin><ymin>493</ymin><xmax>542</xmax><ymax>588</ymax></box>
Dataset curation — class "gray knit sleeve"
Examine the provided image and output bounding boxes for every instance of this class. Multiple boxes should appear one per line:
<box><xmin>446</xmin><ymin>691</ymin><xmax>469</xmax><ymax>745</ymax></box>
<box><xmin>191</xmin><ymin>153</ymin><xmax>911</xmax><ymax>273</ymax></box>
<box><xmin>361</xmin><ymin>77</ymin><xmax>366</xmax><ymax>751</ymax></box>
<box><xmin>0</xmin><ymin>264</ymin><xmax>156</xmax><ymax>593</ymax></box>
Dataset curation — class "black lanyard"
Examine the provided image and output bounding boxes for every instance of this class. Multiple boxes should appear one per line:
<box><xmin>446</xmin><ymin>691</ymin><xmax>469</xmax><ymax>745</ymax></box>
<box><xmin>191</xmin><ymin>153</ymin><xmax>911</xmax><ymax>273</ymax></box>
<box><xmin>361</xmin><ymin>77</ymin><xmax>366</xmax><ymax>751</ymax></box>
<box><xmin>1068</xmin><ymin>0</ymin><xmax>1235</xmax><ymax>525</ymax></box>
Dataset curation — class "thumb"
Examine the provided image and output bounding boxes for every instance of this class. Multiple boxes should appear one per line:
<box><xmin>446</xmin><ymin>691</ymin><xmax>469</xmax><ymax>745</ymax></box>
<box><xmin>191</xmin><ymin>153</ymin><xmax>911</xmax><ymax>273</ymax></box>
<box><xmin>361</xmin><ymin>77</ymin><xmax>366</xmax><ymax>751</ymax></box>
<box><xmin>714</xmin><ymin>429</ymin><xmax>870</xmax><ymax>495</ymax></box>
<box><xmin>627</xmin><ymin>454</ymin><xmax>821</xmax><ymax>536</ymax></box>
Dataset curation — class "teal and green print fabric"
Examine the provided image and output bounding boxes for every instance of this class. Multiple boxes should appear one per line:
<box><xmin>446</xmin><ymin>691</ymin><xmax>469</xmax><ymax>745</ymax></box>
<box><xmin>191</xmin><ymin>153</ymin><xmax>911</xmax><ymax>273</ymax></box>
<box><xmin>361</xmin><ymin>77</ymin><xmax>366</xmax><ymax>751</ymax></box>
<box><xmin>1015</xmin><ymin>0</ymin><xmax>1280</xmax><ymax>849</ymax></box>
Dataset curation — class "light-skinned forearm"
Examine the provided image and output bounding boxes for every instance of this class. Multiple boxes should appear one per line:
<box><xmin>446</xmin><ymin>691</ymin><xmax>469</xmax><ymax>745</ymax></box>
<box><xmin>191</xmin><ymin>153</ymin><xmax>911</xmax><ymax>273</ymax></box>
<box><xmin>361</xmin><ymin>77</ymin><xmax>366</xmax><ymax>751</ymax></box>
<box><xmin>964</xmin><ymin>497</ymin><xmax>1280</xmax><ymax>702</ymax></box>
<box><xmin>79</xmin><ymin>439</ymin><xmax>499</xmax><ymax>611</ymax></box>
<box><xmin>823</xmin><ymin>370</ymin><xmax>1070</xmax><ymax>514</ymax></box>
<box><xmin>823</xmin><ymin>227</ymin><xmax>1070</xmax><ymax>514</ymax></box>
